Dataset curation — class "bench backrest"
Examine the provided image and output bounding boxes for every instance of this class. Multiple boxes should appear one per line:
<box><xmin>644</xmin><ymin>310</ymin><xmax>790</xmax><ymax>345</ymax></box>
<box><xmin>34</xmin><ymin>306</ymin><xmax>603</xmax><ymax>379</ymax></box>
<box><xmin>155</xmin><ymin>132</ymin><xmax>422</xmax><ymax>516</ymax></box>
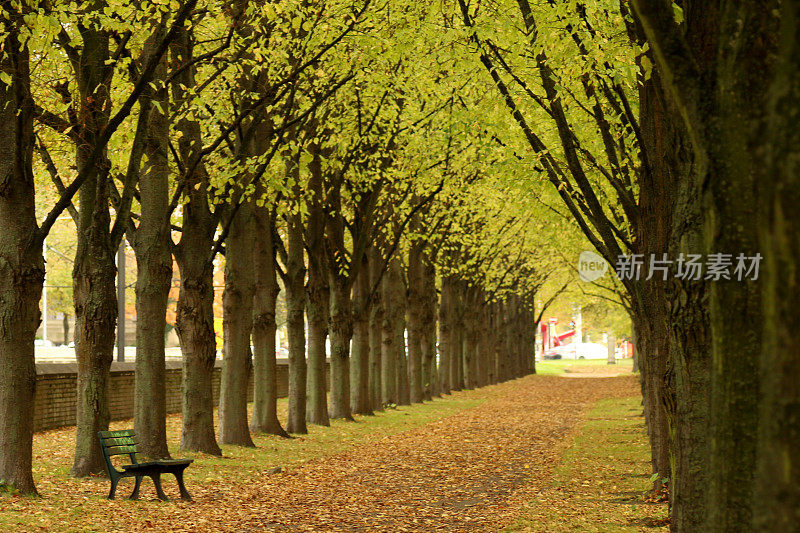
<box><xmin>98</xmin><ymin>430</ymin><xmax>139</xmax><ymax>474</ymax></box>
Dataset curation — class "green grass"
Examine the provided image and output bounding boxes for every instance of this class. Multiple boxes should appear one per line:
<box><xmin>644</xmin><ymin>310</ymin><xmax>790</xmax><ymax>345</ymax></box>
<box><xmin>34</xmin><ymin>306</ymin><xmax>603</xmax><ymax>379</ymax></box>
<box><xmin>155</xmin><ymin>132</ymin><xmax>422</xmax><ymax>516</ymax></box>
<box><xmin>506</xmin><ymin>395</ymin><xmax>668</xmax><ymax>532</ymax></box>
<box><xmin>535</xmin><ymin>357</ymin><xmax>634</xmax><ymax>375</ymax></box>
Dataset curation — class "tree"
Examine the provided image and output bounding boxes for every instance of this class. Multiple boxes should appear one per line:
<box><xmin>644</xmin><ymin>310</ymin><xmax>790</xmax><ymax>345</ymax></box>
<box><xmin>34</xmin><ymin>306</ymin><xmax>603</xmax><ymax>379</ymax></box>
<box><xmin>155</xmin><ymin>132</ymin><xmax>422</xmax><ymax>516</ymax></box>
<box><xmin>631</xmin><ymin>0</ymin><xmax>796</xmax><ymax>528</ymax></box>
<box><xmin>0</xmin><ymin>5</ymin><xmax>45</xmax><ymax>494</ymax></box>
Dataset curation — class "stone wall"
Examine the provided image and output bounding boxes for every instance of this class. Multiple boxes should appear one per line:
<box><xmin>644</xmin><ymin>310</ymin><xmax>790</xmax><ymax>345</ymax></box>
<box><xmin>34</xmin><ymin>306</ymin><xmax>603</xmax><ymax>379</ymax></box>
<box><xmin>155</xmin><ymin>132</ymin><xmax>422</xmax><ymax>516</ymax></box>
<box><xmin>33</xmin><ymin>358</ymin><xmax>305</xmax><ymax>433</ymax></box>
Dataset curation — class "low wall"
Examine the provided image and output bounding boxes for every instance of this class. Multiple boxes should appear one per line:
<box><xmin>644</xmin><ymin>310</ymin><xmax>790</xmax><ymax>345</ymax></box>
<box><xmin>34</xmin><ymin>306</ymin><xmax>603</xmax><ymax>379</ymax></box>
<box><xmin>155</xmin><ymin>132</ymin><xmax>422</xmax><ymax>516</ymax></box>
<box><xmin>33</xmin><ymin>358</ymin><xmax>311</xmax><ymax>433</ymax></box>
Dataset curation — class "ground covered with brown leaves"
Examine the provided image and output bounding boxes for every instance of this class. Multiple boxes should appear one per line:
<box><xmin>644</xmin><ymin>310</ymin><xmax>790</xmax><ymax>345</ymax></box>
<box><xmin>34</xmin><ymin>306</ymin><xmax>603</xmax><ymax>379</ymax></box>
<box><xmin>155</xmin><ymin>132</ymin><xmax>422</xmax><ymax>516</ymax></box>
<box><xmin>2</xmin><ymin>367</ymin><xmax>662</xmax><ymax>532</ymax></box>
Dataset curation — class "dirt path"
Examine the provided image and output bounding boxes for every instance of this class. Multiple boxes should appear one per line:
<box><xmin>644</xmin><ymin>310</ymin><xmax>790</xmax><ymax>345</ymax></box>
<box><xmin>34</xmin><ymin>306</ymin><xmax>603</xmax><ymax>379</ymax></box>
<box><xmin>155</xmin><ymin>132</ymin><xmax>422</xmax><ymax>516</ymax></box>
<box><xmin>163</xmin><ymin>374</ymin><xmax>638</xmax><ymax>532</ymax></box>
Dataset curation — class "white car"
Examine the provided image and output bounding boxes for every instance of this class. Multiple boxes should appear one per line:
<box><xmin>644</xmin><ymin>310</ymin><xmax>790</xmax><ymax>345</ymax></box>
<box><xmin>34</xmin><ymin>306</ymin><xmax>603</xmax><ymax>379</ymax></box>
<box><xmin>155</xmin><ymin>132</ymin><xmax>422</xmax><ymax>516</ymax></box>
<box><xmin>573</xmin><ymin>342</ymin><xmax>609</xmax><ymax>359</ymax></box>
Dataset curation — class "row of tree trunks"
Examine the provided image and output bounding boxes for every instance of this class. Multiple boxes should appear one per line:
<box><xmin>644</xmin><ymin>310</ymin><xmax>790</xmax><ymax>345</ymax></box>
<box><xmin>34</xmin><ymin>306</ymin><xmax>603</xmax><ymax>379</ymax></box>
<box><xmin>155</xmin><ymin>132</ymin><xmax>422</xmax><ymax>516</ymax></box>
<box><xmin>631</xmin><ymin>1</ymin><xmax>800</xmax><ymax>528</ymax></box>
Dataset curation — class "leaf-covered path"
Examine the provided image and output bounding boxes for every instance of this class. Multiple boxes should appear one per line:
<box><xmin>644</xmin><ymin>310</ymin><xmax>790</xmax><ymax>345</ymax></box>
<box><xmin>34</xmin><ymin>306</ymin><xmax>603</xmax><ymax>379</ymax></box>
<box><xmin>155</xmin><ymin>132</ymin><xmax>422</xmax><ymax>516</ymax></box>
<box><xmin>174</xmin><ymin>374</ymin><xmax>638</xmax><ymax>532</ymax></box>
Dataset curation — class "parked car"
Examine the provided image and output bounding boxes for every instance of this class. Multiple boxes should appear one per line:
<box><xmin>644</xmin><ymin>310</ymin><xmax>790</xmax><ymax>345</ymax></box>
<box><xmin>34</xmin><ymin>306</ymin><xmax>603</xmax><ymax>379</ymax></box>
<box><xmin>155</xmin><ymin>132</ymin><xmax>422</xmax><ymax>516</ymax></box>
<box><xmin>542</xmin><ymin>342</ymin><xmax>608</xmax><ymax>360</ymax></box>
<box><xmin>543</xmin><ymin>345</ymin><xmax>575</xmax><ymax>359</ymax></box>
<box><xmin>542</xmin><ymin>349</ymin><xmax>562</xmax><ymax>360</ymax></box>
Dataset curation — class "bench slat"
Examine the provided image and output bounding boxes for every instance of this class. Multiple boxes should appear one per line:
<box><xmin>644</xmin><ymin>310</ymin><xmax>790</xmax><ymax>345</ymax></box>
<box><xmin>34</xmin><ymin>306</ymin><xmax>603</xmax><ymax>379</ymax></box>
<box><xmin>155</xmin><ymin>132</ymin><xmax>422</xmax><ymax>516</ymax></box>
<box><xmin>99</xmin><ymin>430</ymin><xmax>135</xmax><ymax>438</ymax></box>
<box><xmin>101</xmin><ymin>437</ymin><xmax>136</xmax><ymax>447</ymax></box>
<box><xmin>106</xmin><ymin>445</ymin><xmax>138</xmax><ymax>456</ymax></box>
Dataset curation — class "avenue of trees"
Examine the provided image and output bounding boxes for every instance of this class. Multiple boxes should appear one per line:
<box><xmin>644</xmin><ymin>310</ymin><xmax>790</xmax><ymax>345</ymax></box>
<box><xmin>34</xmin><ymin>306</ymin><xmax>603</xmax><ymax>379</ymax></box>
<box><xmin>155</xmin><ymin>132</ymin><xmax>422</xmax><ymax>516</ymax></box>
<box><xmin>0</xmin><ymin>0</ymin><xmax>550</xmax><ymax>495</ymax></box>
<box><xmin>1</xmin><ymin>1</ymin><xmax>798</xmax><ymax>531</ymax></box>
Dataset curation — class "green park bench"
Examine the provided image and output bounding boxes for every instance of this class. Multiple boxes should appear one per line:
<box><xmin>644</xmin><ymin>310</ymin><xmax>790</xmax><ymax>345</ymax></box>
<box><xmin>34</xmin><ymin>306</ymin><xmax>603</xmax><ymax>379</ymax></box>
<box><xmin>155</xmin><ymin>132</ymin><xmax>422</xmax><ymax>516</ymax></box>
<box><xmin>98</xmin><ymin>430</ymin><xmax>193</xmax><ymax>501</ymax></box>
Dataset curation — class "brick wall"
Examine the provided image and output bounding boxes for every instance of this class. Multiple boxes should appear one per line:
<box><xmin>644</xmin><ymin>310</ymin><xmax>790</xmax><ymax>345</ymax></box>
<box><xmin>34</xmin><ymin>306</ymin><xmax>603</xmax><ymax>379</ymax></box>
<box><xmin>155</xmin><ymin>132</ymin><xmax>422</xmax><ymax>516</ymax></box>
<box><xmin>33</xmin><ymin>358</ymin><xmax>307</xmax><ymax>432</ymax></box>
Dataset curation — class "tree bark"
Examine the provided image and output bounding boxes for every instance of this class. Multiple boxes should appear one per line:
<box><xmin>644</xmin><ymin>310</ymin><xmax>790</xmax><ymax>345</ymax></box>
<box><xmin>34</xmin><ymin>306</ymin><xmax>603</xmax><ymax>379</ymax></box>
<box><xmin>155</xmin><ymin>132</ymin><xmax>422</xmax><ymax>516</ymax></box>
<box><xmin>218</xmin><ymin>202</ymin><xmax>255</xmax><ymax>447</ymax></box>
<box><xmin>350</xmin><ymin>257</ymin><xmax>372</xmax><ymax>415</ymax></box>
<box><xmin>70</xmin><ymin>25</ymin><xmax>117</xmax><ymax>478</ymax></box>
<box><xmin>305</xmin><ymin>250</ymin><xmax>330</xmax><ymax>426</ymax></box>
<box><xmin>395</xmin><ymin>285</ymin><xmax>410</xmax><ymax>406</ymax></box>
<box><xmin>368</xmin><ymin>247</ymin><xmax>384</xmax><ymax>411</ymax></box>
<box><xmin>305</xmin><ymin>145</ymin><xmax>330</xmax><ymax>425</ymax></box>
<box><xmin>285</xmin><ymin>210</ymin><xmax>308</xmax><ymax>434</ymax></box>
<box><xmin>437</xmin><ymin>276</ymin><xmax>452</xmax><ymax>395</ymax></box>
<box><xmin>452</xmin><ymin>285</ymin><xmax>464</xmax><ymax>390</ymax></box>
<box><xmin>754</xmin><ymin>4</ymin><xmax>800</xmax><ymax>525</ymax></box>
<box><xmin>172</xmin><ymin>26</ymin><xmax>222</xmax><ymax>457</ymax></box>
<box><xmin>381</xmin><ymin>257</ymin><xmax>400</xmax><ymax>406</ymax></box>
<box><xmin>328</xmin><ymin>273</ymin><xmax>353</xmax><ymax>420</ymax></box>
<box><xmin>406</xmin><ymin>229</ymin><xmax>424</xmax><ymax>403</ymax></box>
<box><xmin>420</xmin><ymin>254</ymin><xmax>437</xmax><ymax>399</ymax></box>
<box><xmin>251</xmin><ymin>205</ymin><xmax>288</xmax><ymax>437</ymax></box>
<box><xmin>640</xmin><ymin>65</ymin><xmax>710</xmax><ymax>527</ymax></box>
<box><xmin>132</xmin><ymin>34</ymin><xmax>171</xmax><ymax>460</ymax></box>
<box><xmin>0</xmin><ymin>19</ymin><xmax>44</xmax><ymax>494</ymax></box>
<box><xmin>632</xmin><ymin>3</ymin><xmax>777</xmax><ymax>527</ymax></box>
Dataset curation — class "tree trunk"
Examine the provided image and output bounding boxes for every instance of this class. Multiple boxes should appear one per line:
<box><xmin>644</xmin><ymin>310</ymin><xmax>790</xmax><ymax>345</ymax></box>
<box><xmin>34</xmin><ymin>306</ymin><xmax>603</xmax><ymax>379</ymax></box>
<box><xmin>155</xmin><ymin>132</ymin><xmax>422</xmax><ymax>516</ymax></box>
<box><xmin>381</xmin><ymin>257</ymin><xmax>400</xmax><ymax>406</ymax></box>
<box><xmin>251</xmin><ymin>205</ymin><xmax>288</xmax><ymax>437</ymax></box>
<box><xmin>305</xmin><ymin>146</ymin><xmax>329</xmax><ymax>425</ymax></box>
<box><xmin>71</xmin><ymin>194</ymin><xmax>116</xmax><ymax>478</ymax></box>
<box><xmin>328</xmin><ymin>274</ymin><xmax>353</xmax><ymax>420</ymax></box>
<box><xmin>754</xmin><ymin>7</ymin><xmax>800</xmax><ymax>527</ymax></box>
<box><xmin>452</xmin><ymin>285</ymin><xmax>464</xmax><ymax>390</ymax></box>
<box><xmin>406</xmin><ymin>231</ymin><xmax>424</xmax><ymax>403</ymax></box>
<box><xmin>462</xmin><ymin>286</ymin><xmax>478</xmax><ymax>389</ymax></box>
<box><xmin>753</xmin><ymin>2</ymin><xmax>800</xmax><ymax>532</ymax></box>
<box><xmin>172</xmin><ymin>25</ymin><xmax>222</xmax><ymax>457</ymax></box>
<box><xmin>437</xmin><ymin>276</ymin><xmax>452</xmax><ymax>395</ymax></box>
<box><xmin>351</xmin><ymin>258</ymin><xmax>372</xmax><ymax>415</ymax></box>
<box><xmin>0</xmin><ymin>22</ymin><xmax>44</xmax><ymax>494</ymax></box>
<box><xmin>395</xmin><ymin>290</ymin><xmax>410</xmax><ymax>406</ymax></box>
<box><xmin>71</xmin><ymin>25</ymin><xmax>117</xmax><ymax>477</ymax></box>
<box><xmin>420</xmin><ymin>254</ymin><xmax>437</xmax><ymax>399</ymax></box>
<box><xmin>640</xmin><ymin>67</ymin><xmax>710</xmax><ymax>527</ymax></box>
<box><xmin>175</xmin><ymin>242</ymin><xmax>220</xmax><ymax>455</ymax></box>
<box><xmin>631</xmin><ymin>307</ymin><xmax>672</xmax><ymax>495</ymax></box>
<box><xmin>63</xmin><ymin>314</ymin><xmax>70</xmax><ymax>346</ymax></box>
<box><xmin>305</xmin><ymin>252</ymin><xmax>330</xmax><ymax>426</ymax></box>
<box><xmin>633</xmin><ymin>3</ymin><xmax>778</xmax><ymax>527</ymax></box>
<box><xmin>285</xmin><ymin>211</ymin><xmax>308</xmax><ymax>434</ymax></box>
<box><xmin>368</xmin><ymin>247</ymin><xmax>384</xmax><ymax>411</ymax></box>
<box><xmin>132</xmin><ymin>39</ymin><xmax>171</xmax><ymax>460</ymax></box>
<box><xmin>218</xmin><ymin>203</ymin><xmax>255</xmax><ymax>447</ymax></box>
<box><xmin>703</xmin><ymin>19</ymin><xmax>768</xmax><ymax>530</ymax></box>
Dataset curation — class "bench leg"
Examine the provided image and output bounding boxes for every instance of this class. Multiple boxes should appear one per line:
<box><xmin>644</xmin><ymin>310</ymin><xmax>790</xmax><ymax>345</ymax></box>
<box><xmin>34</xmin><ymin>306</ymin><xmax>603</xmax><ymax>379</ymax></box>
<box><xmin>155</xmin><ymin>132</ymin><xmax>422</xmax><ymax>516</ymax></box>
<box><xmin>173</xmin><ymin>469</ymin><xmax>192</xmax><ymax>501</ymax></box>
<box><xmin>108</xmin><ymin>477</ymin><xmax>118</xmax><ymax>500</ymax></box>
<box><xmin>150</xmin><ymin>472</ymin><xmax>169</xmax><ymax>501</ymax></box>
<box><xmin>129</xmin><ymin>475</ymin><xmax>142</xmax><ymax>500</ymax></box>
